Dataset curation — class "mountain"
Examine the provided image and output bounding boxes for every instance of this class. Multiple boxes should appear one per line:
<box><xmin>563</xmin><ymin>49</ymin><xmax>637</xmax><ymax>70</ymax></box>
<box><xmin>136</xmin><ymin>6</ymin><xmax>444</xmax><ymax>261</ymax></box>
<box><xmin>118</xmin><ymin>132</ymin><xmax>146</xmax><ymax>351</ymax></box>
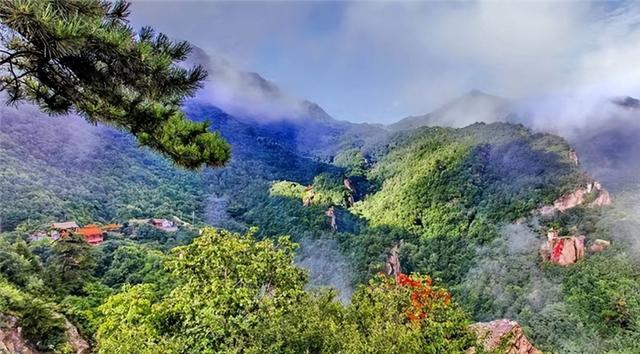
<box><xmin>388</xmin><ymin>90</ymin><xmax>513</xmax><ymax>131</ymax></box>
<box><xmin>2</xmin><ymin>80</ymin><xmax>640</xmax><ymax>352</ymax></box>
<box><xmin>389</xmin><ymin>90</ymin><xmax>640</xmax><ymax>192</ymax></box>
<box><xmin>569</xmin><ymin>96</ymin><xmax>640</xmax><ymax>191</ymax></box>
<box><xmin>187</xmin><ymin>47</ymin><xmax>388</xmax><ymax>159</ymax></box>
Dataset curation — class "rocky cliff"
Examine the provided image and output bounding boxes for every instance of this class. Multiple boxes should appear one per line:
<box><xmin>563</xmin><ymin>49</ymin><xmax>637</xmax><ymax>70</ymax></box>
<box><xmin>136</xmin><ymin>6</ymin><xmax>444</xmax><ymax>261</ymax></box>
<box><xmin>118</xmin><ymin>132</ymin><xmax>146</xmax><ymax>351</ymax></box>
<box><xmin>539</xmin><ymin>181</ymin><xmax>611</xmax><ymax>215</ymax></box>
<box><xmin>469</xmin><ymin>319</ymin><xmax>541</xmax><ymax>354</ymax></box>
<box><xmin>0</xmin><ymin>314</ymin><xmax>90</xmax><ymax>354</ymax></box>
<box><xmin>0</xmin><ymin>315</ymin><xmax>36</xmax><ymax>354</ymax></box>
<box><xmin>64</xmin><ymin>319</ymin><xmax>90</xmax><ymax>354</ymax></box>
<box><xmin>540</xmin><ymin>230</ymin><xmax>585</xmax><ymax>266</ymax></box>
<box><xmin>384</xmin><ymin>243</ymin><xmax>402</xmax><ymax>278</ymax></box>
<box><xmin>590</xmin><ymin>239</ymin><xmax>611</xmax><ymax>253</ymax></box>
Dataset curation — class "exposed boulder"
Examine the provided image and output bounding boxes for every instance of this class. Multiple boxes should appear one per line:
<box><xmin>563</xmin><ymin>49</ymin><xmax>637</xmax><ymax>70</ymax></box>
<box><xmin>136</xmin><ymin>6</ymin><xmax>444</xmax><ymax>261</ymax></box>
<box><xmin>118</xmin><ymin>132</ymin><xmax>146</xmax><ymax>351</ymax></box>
<box><xmin>569</xmin><ymin>149</ymin><xmax>579</xmax><ymax>165</ymax></box>
<box><xmin>325</xmin><ymin>207</ymin><xmax>337</xmax><ymax>231</ymax></box>
<box><xmin>590</xmin><ymin>239</ymin><xmax>611</xmax><ymax>253</ymax></box>
<box><xmin>343</xmin><ymin>176</ymin><xmax>355</xmax><ymax>193</ymax></box>
<box><xmin>590</xmin><ymin>182</ymin><xmax>612</xmax><ymax>207</ymax></box>
<box><xmin>384</xmin><ymin>243</ymin><xmax>402</xmax><ymax>278</ymax></box>
<box><xmin>539</xmin><ymin>181</ymin><xmax>611</xmax><ymax>215</ymax></box>
<box><xmin>64</xmin><ymin>319</ymin><xmax>90</xmax><ymax>354</ymax></box>
<box><xmin>469</xmin><ymin>319</ymin><xmax>541</xmax><ymax>354</ymax></box>
<box><xmin>303</xmin><ymin>185</ymin><xmax>315</xmax><ymax>207</ymax></box>
<box><xmin>540</xmin><ymin>230</ymin><xmax>585</xmax><ymax>266</ymax></box>
<box><xmin>344</xmin><ymin>193</ymin><xmax>355</xmax><ymax>208</ymax></box>
<box><xmin>343</xmin><ymin>177</ymin><xmax>356</xmax><ymax>207</ymax></box>
<box><xmin>0</xmin><ymin>314</ymin><xmax>37</xmax><ymax>354</ymax></box>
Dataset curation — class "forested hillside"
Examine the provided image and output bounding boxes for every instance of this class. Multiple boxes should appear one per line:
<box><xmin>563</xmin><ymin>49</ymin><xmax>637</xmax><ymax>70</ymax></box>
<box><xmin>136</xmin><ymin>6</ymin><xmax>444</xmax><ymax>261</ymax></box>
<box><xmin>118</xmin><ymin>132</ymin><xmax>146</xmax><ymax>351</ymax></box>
<box><xmin>0</xmin><ymin>106</ymin><xmax>206</xmax><ymax>232</ymax></box>
<box><xmin>2</xmin><ymin>0</ymin><xmax>639</xmax><ymax>353</ymax></box>
<box><xmin>2</xmin><ymin>94</ymin><xmax>640</xmax><ymax>352</ymax></box>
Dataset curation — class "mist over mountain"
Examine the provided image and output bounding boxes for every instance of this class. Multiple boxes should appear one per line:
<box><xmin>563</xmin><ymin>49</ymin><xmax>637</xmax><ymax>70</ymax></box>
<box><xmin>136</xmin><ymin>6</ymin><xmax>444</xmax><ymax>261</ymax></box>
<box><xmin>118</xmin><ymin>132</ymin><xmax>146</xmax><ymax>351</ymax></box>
<box><xmin>184</xmin><ymin>44</ymin><xmax>640</xmax><ymax>192</ymax></box>
<box><xmin>4</xmin><ymin>1</ymin><xmax>640</xmax><ymax>353</ymax></box>
<box><xmin>2</xmin><ymin>78</ymin><xmax>640</xmax><ymax>351</ymax></box>
<box><xmin>387</xmin><ymin>88</ymin><xmax>640</xmax><ymax>194</ymax></box>
<box><xmin>389</xmin><ymin>90</ymin><xmax>513</xmax><ymax>131</ymax></box>
<box><xmin>184</xmin><ymin>47</ymin><xmax>387</xmax><ymax>159</ymax></box>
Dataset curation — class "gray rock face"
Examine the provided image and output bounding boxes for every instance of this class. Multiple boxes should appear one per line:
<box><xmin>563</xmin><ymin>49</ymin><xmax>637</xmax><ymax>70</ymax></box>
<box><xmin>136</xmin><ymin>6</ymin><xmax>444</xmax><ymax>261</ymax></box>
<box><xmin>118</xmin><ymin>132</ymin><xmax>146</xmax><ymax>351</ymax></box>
<box><xmin>384</xmin><ymin>243</ymin><xmax>402</xmax><ymax>277</ymax></box>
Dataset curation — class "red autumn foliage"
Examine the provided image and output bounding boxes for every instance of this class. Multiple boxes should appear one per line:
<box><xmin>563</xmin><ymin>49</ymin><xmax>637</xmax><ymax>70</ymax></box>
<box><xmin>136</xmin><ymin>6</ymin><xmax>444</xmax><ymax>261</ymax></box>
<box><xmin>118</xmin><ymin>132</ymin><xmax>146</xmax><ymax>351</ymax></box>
<box><xmin>393</xmin><ymin>273</ymin><xmax>452</xmax><ymax>324</ymax></box>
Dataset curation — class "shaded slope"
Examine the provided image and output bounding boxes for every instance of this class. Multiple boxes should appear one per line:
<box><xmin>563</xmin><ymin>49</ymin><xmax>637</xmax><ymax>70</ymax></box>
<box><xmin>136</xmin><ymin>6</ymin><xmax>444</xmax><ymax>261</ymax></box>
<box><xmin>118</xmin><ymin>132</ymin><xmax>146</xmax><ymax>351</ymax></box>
<box><xmin>0</xmin><ymin>103</ymin><xmax>338</xmax><ymax>232</ymax></box>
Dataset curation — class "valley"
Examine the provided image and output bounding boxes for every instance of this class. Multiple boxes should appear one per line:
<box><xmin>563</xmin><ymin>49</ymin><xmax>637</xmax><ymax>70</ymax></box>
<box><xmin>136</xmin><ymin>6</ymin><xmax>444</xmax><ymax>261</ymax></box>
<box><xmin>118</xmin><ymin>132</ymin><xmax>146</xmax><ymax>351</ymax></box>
<box><xmin>2</xmin><ymin>2</ymin><xmax>640</xmax><ymax>350</ymax></box>
<box><xmin>2</xmin><ymin>88</ymin><xmax>639</xmax><ymax>352</ymax></box>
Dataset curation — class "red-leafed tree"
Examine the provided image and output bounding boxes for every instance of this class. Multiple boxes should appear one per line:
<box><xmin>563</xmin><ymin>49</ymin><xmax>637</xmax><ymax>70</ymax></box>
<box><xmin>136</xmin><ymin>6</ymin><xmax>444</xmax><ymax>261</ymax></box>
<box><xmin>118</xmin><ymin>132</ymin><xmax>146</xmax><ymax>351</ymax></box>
<box><xmin>344</xmin><ymin>272</ymin><xmax>477</xmax><ymax>353</ymax></box>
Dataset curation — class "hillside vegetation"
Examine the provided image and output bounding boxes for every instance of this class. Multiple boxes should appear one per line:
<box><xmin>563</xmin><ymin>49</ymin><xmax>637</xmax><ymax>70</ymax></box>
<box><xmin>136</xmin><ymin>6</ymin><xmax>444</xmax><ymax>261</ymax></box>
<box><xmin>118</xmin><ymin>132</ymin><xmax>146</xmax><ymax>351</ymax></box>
<box><xmin>1</xmin><ymin>102</ymin><xmax>639</xmax><ymax>352</ymax></box>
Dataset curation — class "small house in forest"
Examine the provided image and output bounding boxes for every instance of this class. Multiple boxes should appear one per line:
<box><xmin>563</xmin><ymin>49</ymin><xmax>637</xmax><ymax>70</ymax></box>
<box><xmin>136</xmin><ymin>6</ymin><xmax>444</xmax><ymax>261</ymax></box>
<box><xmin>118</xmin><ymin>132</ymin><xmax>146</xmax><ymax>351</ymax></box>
<box><xmin>51</xmin><ymin>221</ymin><xmax>79</xmax><ymax>240</ymax></box>
<box><xmin>76</xmin><ymin>224</ymin><xmax>104</xmax><ymax>245</ymax></box>
<box><xmin>151</xmin><ymin>218</ymin><xmax>178</xmax><ymax>232</ymax></box>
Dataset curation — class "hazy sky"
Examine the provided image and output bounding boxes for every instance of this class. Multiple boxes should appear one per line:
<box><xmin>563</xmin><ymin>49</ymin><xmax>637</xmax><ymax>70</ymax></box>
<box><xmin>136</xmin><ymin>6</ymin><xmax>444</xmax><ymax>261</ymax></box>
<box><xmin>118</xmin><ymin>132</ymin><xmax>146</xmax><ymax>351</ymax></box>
<box><xmin>130</xmin><ymin>1</ymin><xmax>640</xmax><ymax>123</ymax></box>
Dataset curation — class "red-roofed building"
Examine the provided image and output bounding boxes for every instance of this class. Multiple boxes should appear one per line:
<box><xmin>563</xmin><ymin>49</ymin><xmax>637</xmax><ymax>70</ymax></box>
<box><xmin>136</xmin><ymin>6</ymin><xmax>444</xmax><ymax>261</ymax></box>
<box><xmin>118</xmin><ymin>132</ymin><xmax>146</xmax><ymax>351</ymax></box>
<box><xmin>76</xmin><ymin>224</ymin><xmax>104</xmax><ymax>245</ymax></box>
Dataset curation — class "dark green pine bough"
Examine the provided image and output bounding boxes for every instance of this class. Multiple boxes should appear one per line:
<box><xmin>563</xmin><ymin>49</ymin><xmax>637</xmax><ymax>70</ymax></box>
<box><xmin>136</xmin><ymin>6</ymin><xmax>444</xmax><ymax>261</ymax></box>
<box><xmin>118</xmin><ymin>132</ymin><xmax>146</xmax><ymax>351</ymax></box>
<box><xmin>0</xmin><ymin>0</ymin><xmax>230</xmax><ymax>169</ymax></box>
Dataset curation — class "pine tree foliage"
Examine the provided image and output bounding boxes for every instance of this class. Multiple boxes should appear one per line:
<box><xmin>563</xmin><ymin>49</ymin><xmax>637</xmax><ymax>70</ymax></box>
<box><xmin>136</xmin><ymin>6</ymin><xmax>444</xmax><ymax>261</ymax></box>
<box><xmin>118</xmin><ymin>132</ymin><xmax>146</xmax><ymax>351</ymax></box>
<box><xmin>0</xmin><ymin>0</ymin><xmax>230</xmax><ymax>168</ymax></box>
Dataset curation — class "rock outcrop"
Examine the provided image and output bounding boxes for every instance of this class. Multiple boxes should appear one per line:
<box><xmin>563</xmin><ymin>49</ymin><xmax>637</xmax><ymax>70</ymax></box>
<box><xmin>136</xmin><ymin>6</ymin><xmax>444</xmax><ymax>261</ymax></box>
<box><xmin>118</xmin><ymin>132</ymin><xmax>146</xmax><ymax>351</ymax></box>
<box><xmin>590</xmin><ymin>239</ymin><xmax>611</xmax><ymax>253</ymax></box>
<box><xmin>384</xmin><ymin>243</ymin><xmax>402</xmax><ymax>278</ymax></box>
<box><xmin>539</xmin><ymin>181</ymin><xmax>611</xmax><ymax>215</ymax></box>
<box><xmin>343</xmin><ymin>177</ymin><xmax>355</xmax><ymax>193</ymax></box>
<box><xmin>303</xmin><ymin>185</ymin><xmax>315</xmax><ymax>207</ymax></box>
<box><xmin>0</xmin><ymin>314</ymin><xmax>90</xmax><ymax>354</ymax></box>
<box><xmin>569</xmin><ymin>150</ymin><xmax>579</xmax><ymax>165</ymax></box>
<box><xmin>64</xmin><ymin>319</ymin><xmax>91</xmax><ymax>354</ymax></box>
<box><xmin>469</xmin><ymin>319</ymin><xmax>541</xmax><ymax>354</ymax></box>
<box><xmin>325</xmin><ymin>207</ymin><xmax>337</xmax><ymax>231</ymax></box>
<box><xmin>343</xmin><ymin>177</ymin><xmax>356</xmax><ymax>207</ymax></box>
<box><xmin>540</xmin><ymin>230</ymin><xmax>585</xmax><ymax>266</ymax></box>
<box><xmin>0</xmin><ymin>314</ymin><xmax>37</xmax><ymax>354</ymax></box>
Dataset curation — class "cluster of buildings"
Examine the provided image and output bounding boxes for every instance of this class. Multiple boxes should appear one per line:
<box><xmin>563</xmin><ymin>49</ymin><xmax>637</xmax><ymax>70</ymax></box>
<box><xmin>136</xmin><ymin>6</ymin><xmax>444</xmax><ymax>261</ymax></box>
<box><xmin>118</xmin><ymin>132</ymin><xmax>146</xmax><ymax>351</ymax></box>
<box><xmin>28</xmin><ymin>217</ymin><xmax>180</xmax><ymax>246</ymax></box>
<box><xmin>29</xmin><ymin>221</ymin><xmax>121</xmax><ymax>245</ymax></box>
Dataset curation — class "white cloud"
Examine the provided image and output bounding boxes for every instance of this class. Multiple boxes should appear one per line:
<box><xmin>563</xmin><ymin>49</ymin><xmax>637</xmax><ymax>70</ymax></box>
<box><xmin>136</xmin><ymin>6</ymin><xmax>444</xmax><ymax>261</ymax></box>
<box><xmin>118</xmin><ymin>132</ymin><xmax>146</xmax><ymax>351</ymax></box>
<box><xmin>339</xmin><ymin>2</ymin><xmax>588</xmax><ymax>105</ymax></box>
<box><xmin>130</xmin><ymin>1</ymin><xmax>640</xmax><ymax>123</ymax></box>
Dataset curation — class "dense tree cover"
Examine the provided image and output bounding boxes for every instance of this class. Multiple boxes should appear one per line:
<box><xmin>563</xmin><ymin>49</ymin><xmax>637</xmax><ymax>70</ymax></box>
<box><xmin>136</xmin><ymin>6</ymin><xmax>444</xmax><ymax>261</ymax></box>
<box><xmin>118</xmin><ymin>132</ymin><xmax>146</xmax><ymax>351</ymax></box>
<box><xmin>6</xmin><ymin>1</ymin><xmax>635</xmax><ymax>353</ymax></box>
<box><xmin>562</xmin><ymin>251</ymin><xmax>640</xmax><ymax>351</ymax></box>
<box><xmin>2</xmin><ymin>89</ymin><xmax>639</xmax><ymax>353</ymax></box>
<box><xmin>95</xmin><ymin>228</ymin><xmax>478</xmax><ymax>354</ymax></box>
<box><xmin>0</xmin><ymin>109</ymin><xmax>206</xmax><ymax>231</ymax></box>
<box><xmin>0</xmin><ymin>235</ymin><xmax>92</xmax><ymax>351</ymax></box>
<box><xmin>0</xmin><ymin>227</ymin><xmax>480</xmax><ymax>353</ymax></box>
<box><xmin>224</xmin><ymin>122</ymin><xmax>640</xmax><ymax>352</ymax></box>
<box><xmin>0</xmin><ymin>224</ymin><xmax>194</xmax><ymax>351</ymax></box>
<box><xmin>246</xmin><ymin>123</ymin><xmax>585</xmax><ymax>284</ymax></box>
<box><xmin>0</xmin><ymin>0</ymin><xmax>229</xmax><ymax>168</ymax></box>
<box><xmin>0</xmin><ymin>100</ymin><xmax>342</xmax><ymax>231</ymax></box>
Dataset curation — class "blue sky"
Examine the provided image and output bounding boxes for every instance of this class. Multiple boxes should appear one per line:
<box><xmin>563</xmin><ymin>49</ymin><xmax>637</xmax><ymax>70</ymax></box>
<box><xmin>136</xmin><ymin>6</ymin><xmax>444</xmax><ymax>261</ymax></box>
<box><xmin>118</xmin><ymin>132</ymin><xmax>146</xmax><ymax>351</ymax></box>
<box><xmin>131</xmin><ymin>1</ymin><xmax>640</xmax><ymax>124</ymax></box>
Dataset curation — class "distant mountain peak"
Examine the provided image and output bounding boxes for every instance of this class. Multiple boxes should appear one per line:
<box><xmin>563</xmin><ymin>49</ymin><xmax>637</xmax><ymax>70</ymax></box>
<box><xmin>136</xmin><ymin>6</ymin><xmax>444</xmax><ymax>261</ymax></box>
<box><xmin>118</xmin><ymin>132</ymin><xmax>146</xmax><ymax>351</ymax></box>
<box><xmin>612</xmin><ymin>96</ymin><xmax>640</xmax><ymax>109</ymax></box>
<box><xmin>388</xmin><ymin>91</ymin><xmax>512</xmax><ymax>131</ymax></box>
<box><xmin>187</xmin><ymin>46</ymin><xmax>337</xmax><ymax>123</ymax></box>
<box><xmin>467</xmin><ymin>89</ymin><xmax>489</xmax><ymax>97</ymax></box>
